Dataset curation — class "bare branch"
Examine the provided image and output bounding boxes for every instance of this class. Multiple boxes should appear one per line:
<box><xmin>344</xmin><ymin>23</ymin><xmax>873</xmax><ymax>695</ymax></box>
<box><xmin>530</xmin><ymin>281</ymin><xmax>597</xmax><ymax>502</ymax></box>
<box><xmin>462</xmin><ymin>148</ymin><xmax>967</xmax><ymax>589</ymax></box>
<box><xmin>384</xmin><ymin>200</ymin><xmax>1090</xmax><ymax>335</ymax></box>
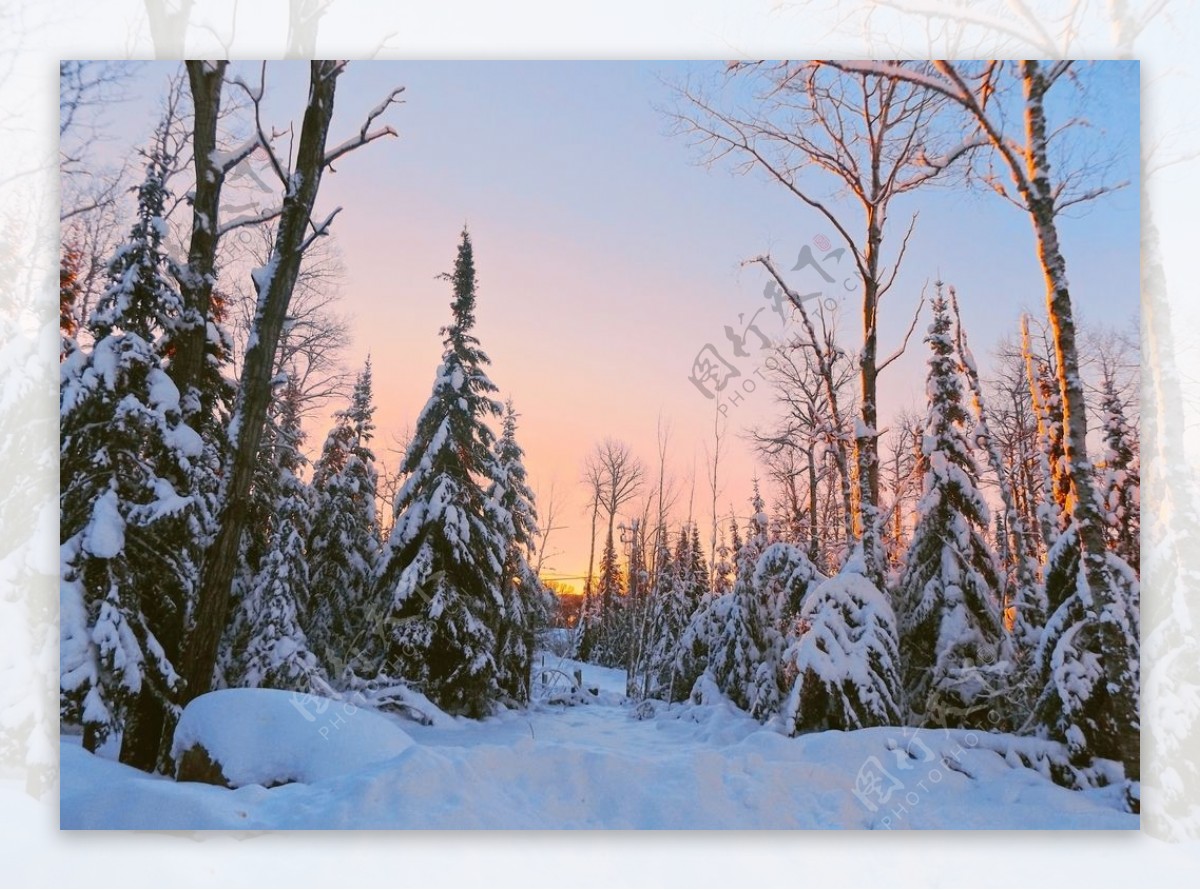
<box><xmin>878</xmin><ymin>284</ymin><xmax>927</xmax><ymax>374</ymax></box>
<box><xmin>323</xmin><ymin>86</ymin><xmax>405</xmax><ymax>169</ymax></box>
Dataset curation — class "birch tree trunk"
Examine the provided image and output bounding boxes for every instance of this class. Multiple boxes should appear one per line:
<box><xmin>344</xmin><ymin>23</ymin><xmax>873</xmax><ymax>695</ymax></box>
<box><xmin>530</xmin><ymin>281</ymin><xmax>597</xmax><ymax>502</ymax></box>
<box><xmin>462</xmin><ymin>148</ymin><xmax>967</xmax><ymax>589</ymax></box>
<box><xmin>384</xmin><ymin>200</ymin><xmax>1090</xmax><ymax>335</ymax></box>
<box><xmin>1020</xmin><ymin>61</ymin><xmax>1139</xmax><ymax>789</ymax></box>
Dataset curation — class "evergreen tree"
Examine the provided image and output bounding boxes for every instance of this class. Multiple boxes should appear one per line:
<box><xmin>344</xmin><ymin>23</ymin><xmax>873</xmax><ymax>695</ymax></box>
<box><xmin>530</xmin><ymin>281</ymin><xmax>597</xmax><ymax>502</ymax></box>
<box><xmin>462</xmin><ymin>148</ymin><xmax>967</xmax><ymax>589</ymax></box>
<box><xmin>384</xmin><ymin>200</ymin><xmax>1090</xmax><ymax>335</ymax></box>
<box><xmin>229</xmin><ymin>381</ymin><xmax>325</xmax><ymax>692</ymax></box>
<box><xmin>1097</xmin><ymin>373</ymin><xmax>1139</xmax><ymax>573</ymax></box>
<box><xmin>1032</xmin><ymin>550</ymin><xmax>1140</xmax><ymax>778</ymax></box>
<box><xmin>687</xmin><ymin>523</ymin><xmax>710</xmax><ymax>610</ymax></box>
<box><xmin>639</xmin><ymin>525</ymin><xmax>690</xmax><ymax>700</ymax></box>
<box><xmin>746</xmin><ymin>540</ymin><xmax>828</xmax><ymax>720</ymax></box>
<box><xmin>782</xmin><ymin>548</ymin><xmax>903</xmax><ymax>734</ymax></box>
<box><xmin>710</xmin><ymin>486</ymin><xmax>771</xmax><ymax>713</ymax></box>
<box><xmin>713</xmin><ymin>526</ymin><xmax>735</xmax><ymax>595</ymax></box>
<box><xmin>307</xmin><ymin>359</ymin><xmax>383</xmax><ymax>677</ymax></box>
<box><xmin>896</xmin><ymin>296</ymin><xmax>1006</xmax><ymax>728</ymax></box>
<box><xmin>489</xmin><ymin>399</ymin><xmax>549</xmax><ymax>703</ymax></box>
<box><xmin>60</xmin><ymin>144</ymin><xmax>204</xmax><ymax>758</ymax></box>
<box><xmin>673</xmin><ymin>526</ymin><xmax>726</xmax><ymax>702</ymax></box>
<box><xmin>591</xmin><ymin>529</ymin><xmax>626</xmax><ymax>668</ymax></box>
<box><xmin>374</xmin><ymin>230</ymin><xmax>507</xmax><ymax>717</ymax></box>
<box><xmin>216</xmin><ymin>378</ymin><xmax>291</xmax><ymax>690</ymax></box>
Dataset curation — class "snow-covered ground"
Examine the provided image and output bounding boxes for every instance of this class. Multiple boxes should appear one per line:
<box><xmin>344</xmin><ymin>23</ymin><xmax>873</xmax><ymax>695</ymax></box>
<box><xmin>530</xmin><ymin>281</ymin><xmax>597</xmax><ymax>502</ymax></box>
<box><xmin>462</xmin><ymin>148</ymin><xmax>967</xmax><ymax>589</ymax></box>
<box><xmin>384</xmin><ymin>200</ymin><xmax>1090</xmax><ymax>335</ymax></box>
<box><xmin>60</xmin><ymin>654</ymin><xmax>1136</xmax><ymax>830</ymax></box>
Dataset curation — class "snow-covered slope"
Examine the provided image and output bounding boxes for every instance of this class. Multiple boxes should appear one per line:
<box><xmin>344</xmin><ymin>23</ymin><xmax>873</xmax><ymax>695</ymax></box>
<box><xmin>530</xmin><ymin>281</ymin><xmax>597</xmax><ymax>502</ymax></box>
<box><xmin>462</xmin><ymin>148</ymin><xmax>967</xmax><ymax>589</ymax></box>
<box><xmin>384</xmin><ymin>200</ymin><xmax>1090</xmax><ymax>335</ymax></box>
<box><xmin>60</xmin><ymin>656</ymin><xmax>1136</xmax><ymax>830</ymax></box>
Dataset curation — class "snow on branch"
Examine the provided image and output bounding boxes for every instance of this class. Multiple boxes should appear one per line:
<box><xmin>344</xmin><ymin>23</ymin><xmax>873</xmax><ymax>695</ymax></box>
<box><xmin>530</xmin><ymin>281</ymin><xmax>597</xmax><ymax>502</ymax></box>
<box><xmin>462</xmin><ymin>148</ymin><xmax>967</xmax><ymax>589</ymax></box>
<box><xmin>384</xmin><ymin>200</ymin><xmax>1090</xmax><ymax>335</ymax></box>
<box><xmin>301</xmin><ymin>207</ymin><xmax>343</xmax><ymax>252</ymax></box>
<box><xmin>324</xmin><ymin>86</ymin><xmax>406</xmax><ymax>169</ymax></box>
<box><xmin>210</xmin><ymin>135</ymin><xmax>262</xmax><ymax>176</ymax></box>
<box><xmin>217</xmin><ymin>204</ymin><xmax>284</xmax><ymax>237</ymax></box>
<box><xmin>818</xmin><ymin>60</ymin><xmax>965</xmax><ymax>103</ymax></box>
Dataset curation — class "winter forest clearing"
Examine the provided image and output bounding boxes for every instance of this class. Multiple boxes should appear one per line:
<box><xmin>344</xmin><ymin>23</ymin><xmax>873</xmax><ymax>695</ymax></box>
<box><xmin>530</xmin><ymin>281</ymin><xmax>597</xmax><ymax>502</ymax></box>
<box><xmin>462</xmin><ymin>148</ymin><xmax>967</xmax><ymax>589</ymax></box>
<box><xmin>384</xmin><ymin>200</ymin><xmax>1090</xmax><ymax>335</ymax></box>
<box><xmin>59</xmin><ymin>61</ymin><xmax>1140</xmax><ymax>829</ymax></box>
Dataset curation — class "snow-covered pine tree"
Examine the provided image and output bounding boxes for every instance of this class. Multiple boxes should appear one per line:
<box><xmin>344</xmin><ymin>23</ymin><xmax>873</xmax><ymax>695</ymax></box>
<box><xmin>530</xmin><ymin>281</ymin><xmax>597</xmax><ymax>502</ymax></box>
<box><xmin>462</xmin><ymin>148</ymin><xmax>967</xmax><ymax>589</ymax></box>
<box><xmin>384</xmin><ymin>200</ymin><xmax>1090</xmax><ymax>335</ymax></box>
<box><xmin>489</xmin><ymin>399</ymin><xmax>549</xmax><ymax>703</ymax></box>
<box><xmin>591</xmin><ymin>529</ymin><xmax>626</xmax><ymax>668</ymax></box>
<box><xmin>896</xmin><ymin>295</ymin><xmax>1006</xmax><ymax>728</ymax></box>
<box><xmin>374</xmin><ymin>229</ymin><xmax>508</xmax><ymax>717</ymax></box>
<box><xmin>674</xmin><ymin>524</ymin><xmax>729</xmax><ymax>702</ymax></box>
<box><xmin>950</xmin><ymin>287</ymin><xmax>1044</xmax><ymax>660</ymax></box>
<box><xmin>622</xmin><ymin>519</ymin><xmax>652</xmax><ymax>691</ymax></box>
<box><xmin>781</xmin><ymin>547</ymin><xmax>903</xmax><ymax>734</ymax></box>
<box><xmin>638</xmin><ymin>525</ymin><xmax>689</xmax><ymax>700</ymax></box>
<box><xmin>229</xmin><ymin>380</ymin><xmax>325</xmax><ymax>692</ymax></box>
<box><xmin>1097</xmin><ymin>372</ymin><xmax>1139</xmax><ymax>574</ymax></box>
<box><xmin>687</xmin><ymin>522</ymin><xmax>710</xmax><ymax>611</ymax></box>
<box><xmin>754</xmin><ymin>541</ymin><xmax>825</xmax><ymax>621</ymax></box>
<box><xmin>748</xmin><ymin>539</ymin><xmax>828</xmax><ymax>720</ymax></box>
<box><xmin>1032</xmin><ymin>549</ymin><xmax>1140</xmax><ymax>782</ymax></box>
<box><xmin>713</xmin><ymin>525</ymin><xmax>735</xmax><ymax>596</ymax></box>
<box><xmin>60</xmin><ymin>143</ymin><xmax>205</xmax><ymax>759</ymax></box>
<box><xmin>710</xmin><ymin>486</ymin><xmax>771</xmax><ymax>713</ymax></box>
<box><xmin>307</xmin><ymin>359</ymin><xmax>383</xmax><ymax>678</ymax></box>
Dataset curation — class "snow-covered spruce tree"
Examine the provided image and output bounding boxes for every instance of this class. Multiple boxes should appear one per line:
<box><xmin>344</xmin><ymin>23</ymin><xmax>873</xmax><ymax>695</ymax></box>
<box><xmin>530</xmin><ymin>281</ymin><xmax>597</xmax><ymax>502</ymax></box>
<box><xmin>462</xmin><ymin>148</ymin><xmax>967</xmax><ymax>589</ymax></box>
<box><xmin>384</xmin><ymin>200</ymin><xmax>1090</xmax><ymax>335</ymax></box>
<box><xmin>228</xmin><ymin>380</ymin><xmax>325</xmax><ymax>692</ymax></box>
<box><xmin>896</xmin><ymin>296</ymin><xmax>1006</xmax><ymax>728</ymax></box>
<box><xmin>674</xmin><ymin>523</ymin><xmax>731</xmax><ymax>702</ymax></box>
<box><xmin>638</xmin><ymin>526</ymin><xmax>690</xmax><ymax>700</ymax></box>
<box><xmin>754</xmin><ymin>541</ymin><xmax>825</xmax><ymax>621</ymax></box>
<box><xmin>622</xmin><ymin>520</ymin><xmax>651</xmax><ymax>692</ymax></box>
<box><xmin>1097</xmin><ymin>373</ymin><xmax>1139</xmax><ymax>574</ymax></box>
<box><xmin>950</xmin><ymin>287</ymin><xmax>1044</xmax><ymax>660</ymax></box>
<box><xmin>781</xmin><ymin>548</ymin><xmax>903</xmax><ymax>734</ymax></box>
<box><xmin>1032</xmin><ymin>550</ymin><xmax>1140</xmax><ymax>782</ymax></box>
<box><xmin>746</xmin><ymin>540</ymin><xmax>825</xmax><ymax>721</ymax></box>
<box><xmin>745</xmin><ymin>539</ymin><xmax>827</xmax><ymax>718</ymax></box>
<box><xmin>60</xmin><ymin>145</ymin><xmax>204</xmax><ymax>760</ymax></box>
<box><xmin>710</xmin><ymin>487</ymin><xmax>772</xmax><ymax>713</ymax></box>
<box><xmin>591</xmin><ymin>529</ymin><xmax>626</xmax><ymax>668</ymax></box>
<box><xmin>687</xmin><ymin>523</ymin><xmax>710</xmax><ymax>611</ymax></box>
<box><xmin>307</xmin><ymin>359</ymin><xmax>383</xmax><ymax>678</ymax></box>
<box><xmin>374</xmin><ymin>229</ymin><xmax>508</xmax><ymax>717</ymax></box>
<box><xmin>489</xmin><ymin>399</ymin><xmax>549</xmax><ymax>703</ymax></box>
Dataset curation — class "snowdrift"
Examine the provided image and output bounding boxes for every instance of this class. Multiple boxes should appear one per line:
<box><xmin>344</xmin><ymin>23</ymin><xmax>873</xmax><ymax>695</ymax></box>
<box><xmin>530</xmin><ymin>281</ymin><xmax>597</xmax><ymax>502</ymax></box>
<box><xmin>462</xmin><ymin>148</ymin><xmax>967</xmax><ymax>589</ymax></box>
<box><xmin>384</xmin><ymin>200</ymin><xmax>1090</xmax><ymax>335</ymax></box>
<box><xmin>170</xmin><ymin>688</ymin><xmax>414</xmax><ymax>788</ymax></box>
<box><xmin>60</xmin><ymin>663</ymin><xmax>1136</xmax><ymax>829</ymax></box>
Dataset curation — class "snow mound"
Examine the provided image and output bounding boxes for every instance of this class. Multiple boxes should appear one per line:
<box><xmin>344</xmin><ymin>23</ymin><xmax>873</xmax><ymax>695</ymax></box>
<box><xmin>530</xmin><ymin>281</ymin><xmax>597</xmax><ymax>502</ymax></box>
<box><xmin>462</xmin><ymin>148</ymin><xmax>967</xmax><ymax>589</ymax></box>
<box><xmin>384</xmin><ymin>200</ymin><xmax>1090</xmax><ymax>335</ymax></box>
<box><xmin>171</xmin><ymin>688</ymin><xmax>413</xmax><ymax>788</ymax></box>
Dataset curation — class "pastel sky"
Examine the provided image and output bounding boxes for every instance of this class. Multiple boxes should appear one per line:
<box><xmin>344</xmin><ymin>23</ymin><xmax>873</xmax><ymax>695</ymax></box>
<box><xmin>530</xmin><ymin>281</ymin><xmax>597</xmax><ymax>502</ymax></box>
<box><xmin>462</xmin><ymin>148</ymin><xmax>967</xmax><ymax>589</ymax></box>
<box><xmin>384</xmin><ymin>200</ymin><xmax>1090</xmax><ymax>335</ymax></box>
<box><xmin>87</xmin><ymin>61</ymin><xmax>1140</xmax><ymax>588</ymax></box>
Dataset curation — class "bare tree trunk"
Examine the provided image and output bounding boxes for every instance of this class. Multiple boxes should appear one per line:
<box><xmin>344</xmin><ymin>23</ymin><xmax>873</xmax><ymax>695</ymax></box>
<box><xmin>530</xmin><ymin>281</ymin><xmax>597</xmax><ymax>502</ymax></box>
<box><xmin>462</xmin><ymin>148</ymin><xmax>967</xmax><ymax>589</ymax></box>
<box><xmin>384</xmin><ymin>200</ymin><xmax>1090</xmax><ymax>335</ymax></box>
<box><xmin>806</xmin><ymin>443</ymin><xmax>819</xmax><ymax>566</ymax></box>
<box><xmin>171</xmin><ymin>61</ymin><xmax>227</xmax><ymax>422</ymax></box>
<box><xmin>857</xmin><ymin>266</ymin><xmax>882</xmax><ymax>584</ymax></box>
<box><xmin>1020</xmin><ymin>61</ymin><xmax>1139</xmax><ymax>788</ymax></box>
<box><xmin>178</xmin><ymin>61</ymin><xmax>345</xmax><ymax>710</ymax></box>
